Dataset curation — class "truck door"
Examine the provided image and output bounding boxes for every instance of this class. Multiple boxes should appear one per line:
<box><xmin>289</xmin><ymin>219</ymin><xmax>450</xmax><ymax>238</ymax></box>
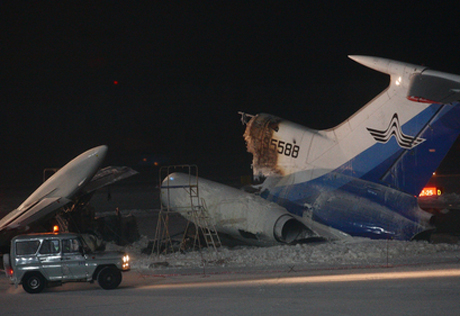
<box><xmin>37</xmin><ymin>238</ymin><xmax>63</xmax><ymax>281</ymax></box>
<box><xmin>62</xmin><ymin>238</ymin><xmax>88</xmax><ymax>280</ymax></box>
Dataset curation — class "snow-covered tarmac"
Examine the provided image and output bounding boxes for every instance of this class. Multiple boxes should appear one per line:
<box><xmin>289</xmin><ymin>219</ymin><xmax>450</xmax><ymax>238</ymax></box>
<box><xmin>91</xmin><ymin>185</ymin><xmax>460</xmax><ymax>276</ymax></box>
<box><xmin>2</xmin><ymin>260</ymin><xmax>460</xmax><ymax>315</ymax></box>
<box><xmin>3</xmin><ymin>216</ymin><xmax>460</xmax><ymax>315</ymax></box>
<box><xmin>123</xmin><ymin>236</ymin><xmax>460</xmax><ymax>274</ymax></box>
<box><xmin>3</xmin><ymin>183</ymin><xmax>460</xmax><ymax>314</ymax></box>
<box><xmin>4</xmin><ymin>208</ymin><xmax>460</xmax><ymax>315</ymax></box>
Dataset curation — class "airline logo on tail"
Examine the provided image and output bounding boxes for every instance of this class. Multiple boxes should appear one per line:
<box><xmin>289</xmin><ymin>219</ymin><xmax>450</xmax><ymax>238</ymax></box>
<box><xmin>367</xmin><ymin>113</ymin><xmax>426</xmax><ymax>149</ymax></box>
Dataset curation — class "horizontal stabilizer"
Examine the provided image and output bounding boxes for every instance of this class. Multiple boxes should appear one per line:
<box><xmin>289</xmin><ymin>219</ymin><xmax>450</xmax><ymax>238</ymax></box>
<box><xmin>349</xmin><ymin>55</ymin><xmax>460</xmax><ymax>104</ymax></box>
<box><xmin>348</xmin><ymin>55</ymin><xmax>425</xmax><ymax>78</ymax></box>
<box><xmin>408</xmin><ymin>70</ymin><xmax>460</xmax><ymax>104</ymax></box>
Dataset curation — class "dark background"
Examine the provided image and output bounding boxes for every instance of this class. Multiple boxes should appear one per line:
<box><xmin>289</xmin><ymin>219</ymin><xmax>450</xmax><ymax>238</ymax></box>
<box><xmin>2</xmin><ymin>2</ymin><xmax>460</xmax><ymax>188</ymax></box>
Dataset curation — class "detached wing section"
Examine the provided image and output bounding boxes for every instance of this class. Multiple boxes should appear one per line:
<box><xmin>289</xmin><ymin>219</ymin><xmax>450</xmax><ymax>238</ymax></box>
<box><xmin>1</xmin><ymin>197</ymin><xmax>72</xmax><ymax>230</ymax></box>
<box><xmin>0</xmin><ymin>166</ymin><xmax>138</xmax><ymax>233</ymax></box>
<box><xmin>81</xmin><ymin>166</ymin><xmax>138</xmax><ymax>195</ymax></box>
<box><xmin>0</xmin><ymin>145</ymin><xmax>108</xmax><ymax>232</ymax></box>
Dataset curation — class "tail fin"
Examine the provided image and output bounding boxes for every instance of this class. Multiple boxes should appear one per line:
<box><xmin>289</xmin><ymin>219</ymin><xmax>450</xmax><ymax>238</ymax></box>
<box><xmin>330</xmin><ymin>56</ymin><xmax>460</xmax><ymax>195</ymax></box>
<box><xmin>243</xmin><ymin>56</ymin><xmax>460</xmax><ymax>196</ymax></box>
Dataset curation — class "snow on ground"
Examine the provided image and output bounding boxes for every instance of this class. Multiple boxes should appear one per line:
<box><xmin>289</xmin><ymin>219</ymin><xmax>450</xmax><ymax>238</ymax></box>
<box><xmin>63</xmin><ymin>182</ymin><xmax>460</xmax><ymax>276</ymax></box>
<box><xmin>96</xmin><ymin>188</ymin><xmax>460</xmax><ymax>277</ymax></box>
<box><xmin>107</xmin><ymin>231</ymin><xmax>460</xmax><ymax>276</ymax></box>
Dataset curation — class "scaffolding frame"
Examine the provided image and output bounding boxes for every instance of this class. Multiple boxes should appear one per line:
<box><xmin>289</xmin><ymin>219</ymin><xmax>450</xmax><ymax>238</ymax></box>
<box><xmin>152</xmin><ymin>165</ymin><xmax>221</xmax><ymax>257</ymax></box>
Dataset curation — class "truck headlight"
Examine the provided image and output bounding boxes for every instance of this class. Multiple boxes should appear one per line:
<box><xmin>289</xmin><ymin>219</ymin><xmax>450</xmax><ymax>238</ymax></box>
<box><xmin>122</xmin><ymin>254</ymin><xmax>130</xmax><ymax>270</ymax></box>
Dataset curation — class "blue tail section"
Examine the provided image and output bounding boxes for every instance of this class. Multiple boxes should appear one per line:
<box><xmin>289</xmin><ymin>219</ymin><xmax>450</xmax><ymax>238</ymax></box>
<box><xmin>336</xmin><ymin>102</ymin><xmax>460</xmax><ymax>196</ymax></box>
<box><xmin>380</xmin><ymin>102</ymin><xmax>460</xmax><ymax>195</ymax></box>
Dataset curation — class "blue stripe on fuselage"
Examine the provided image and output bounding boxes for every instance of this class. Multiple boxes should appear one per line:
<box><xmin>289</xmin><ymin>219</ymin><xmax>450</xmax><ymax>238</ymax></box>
<box><xmin>335</xmin><ymin>102</ymin><xmax>460</xmax><ymax>194</ymax></box>
<box><xmin>263</xmin><ymin>102</ymin><xmax>460</xmax><ymax>239</ymax></box>
<box><xmin>264</xmin><ymin>171</ymin><xmax>423</xmax><ymax>239</ymax></box>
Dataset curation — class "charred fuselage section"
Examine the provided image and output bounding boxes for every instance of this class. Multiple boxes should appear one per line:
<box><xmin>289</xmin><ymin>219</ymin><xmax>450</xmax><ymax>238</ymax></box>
<box><xmin>243</xmin><ymin>114</ymin><xmax>284</xmax><ymax>177</ymax></box>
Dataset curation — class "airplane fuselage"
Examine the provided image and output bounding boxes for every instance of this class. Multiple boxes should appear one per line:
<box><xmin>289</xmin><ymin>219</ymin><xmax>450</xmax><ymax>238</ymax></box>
<box><xmin>244</xmin><ymin>89</ymin><xmax>460</xmax><ymax>240</ymax></box>
<box><xmin>164</xmin><ymin>55</ymin><xmax>460</xmax><ymax>245</ymax></box>
<box><xmin>261</xmin><ymin>171</ymin><xmax>428</xmax><ymax>240</ymax></box>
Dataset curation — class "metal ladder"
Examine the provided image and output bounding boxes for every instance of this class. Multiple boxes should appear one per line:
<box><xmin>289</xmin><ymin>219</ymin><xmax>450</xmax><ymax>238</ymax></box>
<box><xmin>154</xmin><ymin>165</ymin><xmax>221</xmax><ymax>256</ymax></box>
<box><xmin>189</xmin><ymin>198</ymin><xmax>221</xmax><ymax>253</ymax></box>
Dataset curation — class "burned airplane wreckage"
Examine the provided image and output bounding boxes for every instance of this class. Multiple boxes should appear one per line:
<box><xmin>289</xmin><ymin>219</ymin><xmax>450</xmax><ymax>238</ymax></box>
<box><xmin>161</xmin><ymin>55</ymin><xmax>460</xmax><ymax>244</ymax></box>
<box><xmin>3</xmin><ymin>55</ymin><xmax>460</xmax><ymax>252</ymax></box>
<box><xmin>0</xmin><ymin>146</ymin><xmax>138</xmax><ymax>253</ymax></box>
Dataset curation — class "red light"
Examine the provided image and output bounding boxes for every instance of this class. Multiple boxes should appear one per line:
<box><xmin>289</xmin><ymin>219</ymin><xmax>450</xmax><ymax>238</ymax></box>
<box><xmin>419</xmin><ymin>187</ymin><xmax>442</xmax><ymax>197</ymax></box>
<box><xmin>113</xmin><ymin>81</ymin><xmax>119</xmax><ymax>85</ymax></box>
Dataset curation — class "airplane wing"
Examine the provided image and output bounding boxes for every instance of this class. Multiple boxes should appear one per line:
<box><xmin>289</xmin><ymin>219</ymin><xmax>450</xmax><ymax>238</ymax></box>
<box><xmin>2</xmin><ymin>197</ymin><xmax>72</xmax><ymax>230</ymax></box>
<box><xmin>80</xmin><ymin>166</ymin><xmax>138</xmax><ymax>195</ymax></box>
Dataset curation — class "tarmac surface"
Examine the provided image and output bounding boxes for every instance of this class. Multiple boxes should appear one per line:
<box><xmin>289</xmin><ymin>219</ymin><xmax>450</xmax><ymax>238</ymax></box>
<box><xmin>2</xmin><ymin>262</ymin><xmax>460</xmax><ymax>315</ymax></box>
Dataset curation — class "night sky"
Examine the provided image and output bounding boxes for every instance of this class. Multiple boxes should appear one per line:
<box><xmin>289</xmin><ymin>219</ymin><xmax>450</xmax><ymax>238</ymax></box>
<box><xmin>2</xmin><ymin>2</ymin><xmax>460</xmax><ymax>188</ymax></box>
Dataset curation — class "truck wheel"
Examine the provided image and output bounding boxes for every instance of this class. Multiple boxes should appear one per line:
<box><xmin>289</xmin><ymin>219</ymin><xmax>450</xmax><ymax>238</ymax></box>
<box><xmin>97</xmin><ymin>266</ymin><xmax>122</xmax><ymax>290</ymax></box>
<box><xmin>23</xmin><ymin>272</ymin><xmax>46</xmax><ymax>294</ymax></box>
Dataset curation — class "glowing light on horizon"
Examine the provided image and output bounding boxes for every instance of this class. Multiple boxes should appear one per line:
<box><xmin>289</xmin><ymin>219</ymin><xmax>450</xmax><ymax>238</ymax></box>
<box><xmin>419</xmin><ymin>187</ymin><xmax>442</xmax><ymax>197</ymax></box>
